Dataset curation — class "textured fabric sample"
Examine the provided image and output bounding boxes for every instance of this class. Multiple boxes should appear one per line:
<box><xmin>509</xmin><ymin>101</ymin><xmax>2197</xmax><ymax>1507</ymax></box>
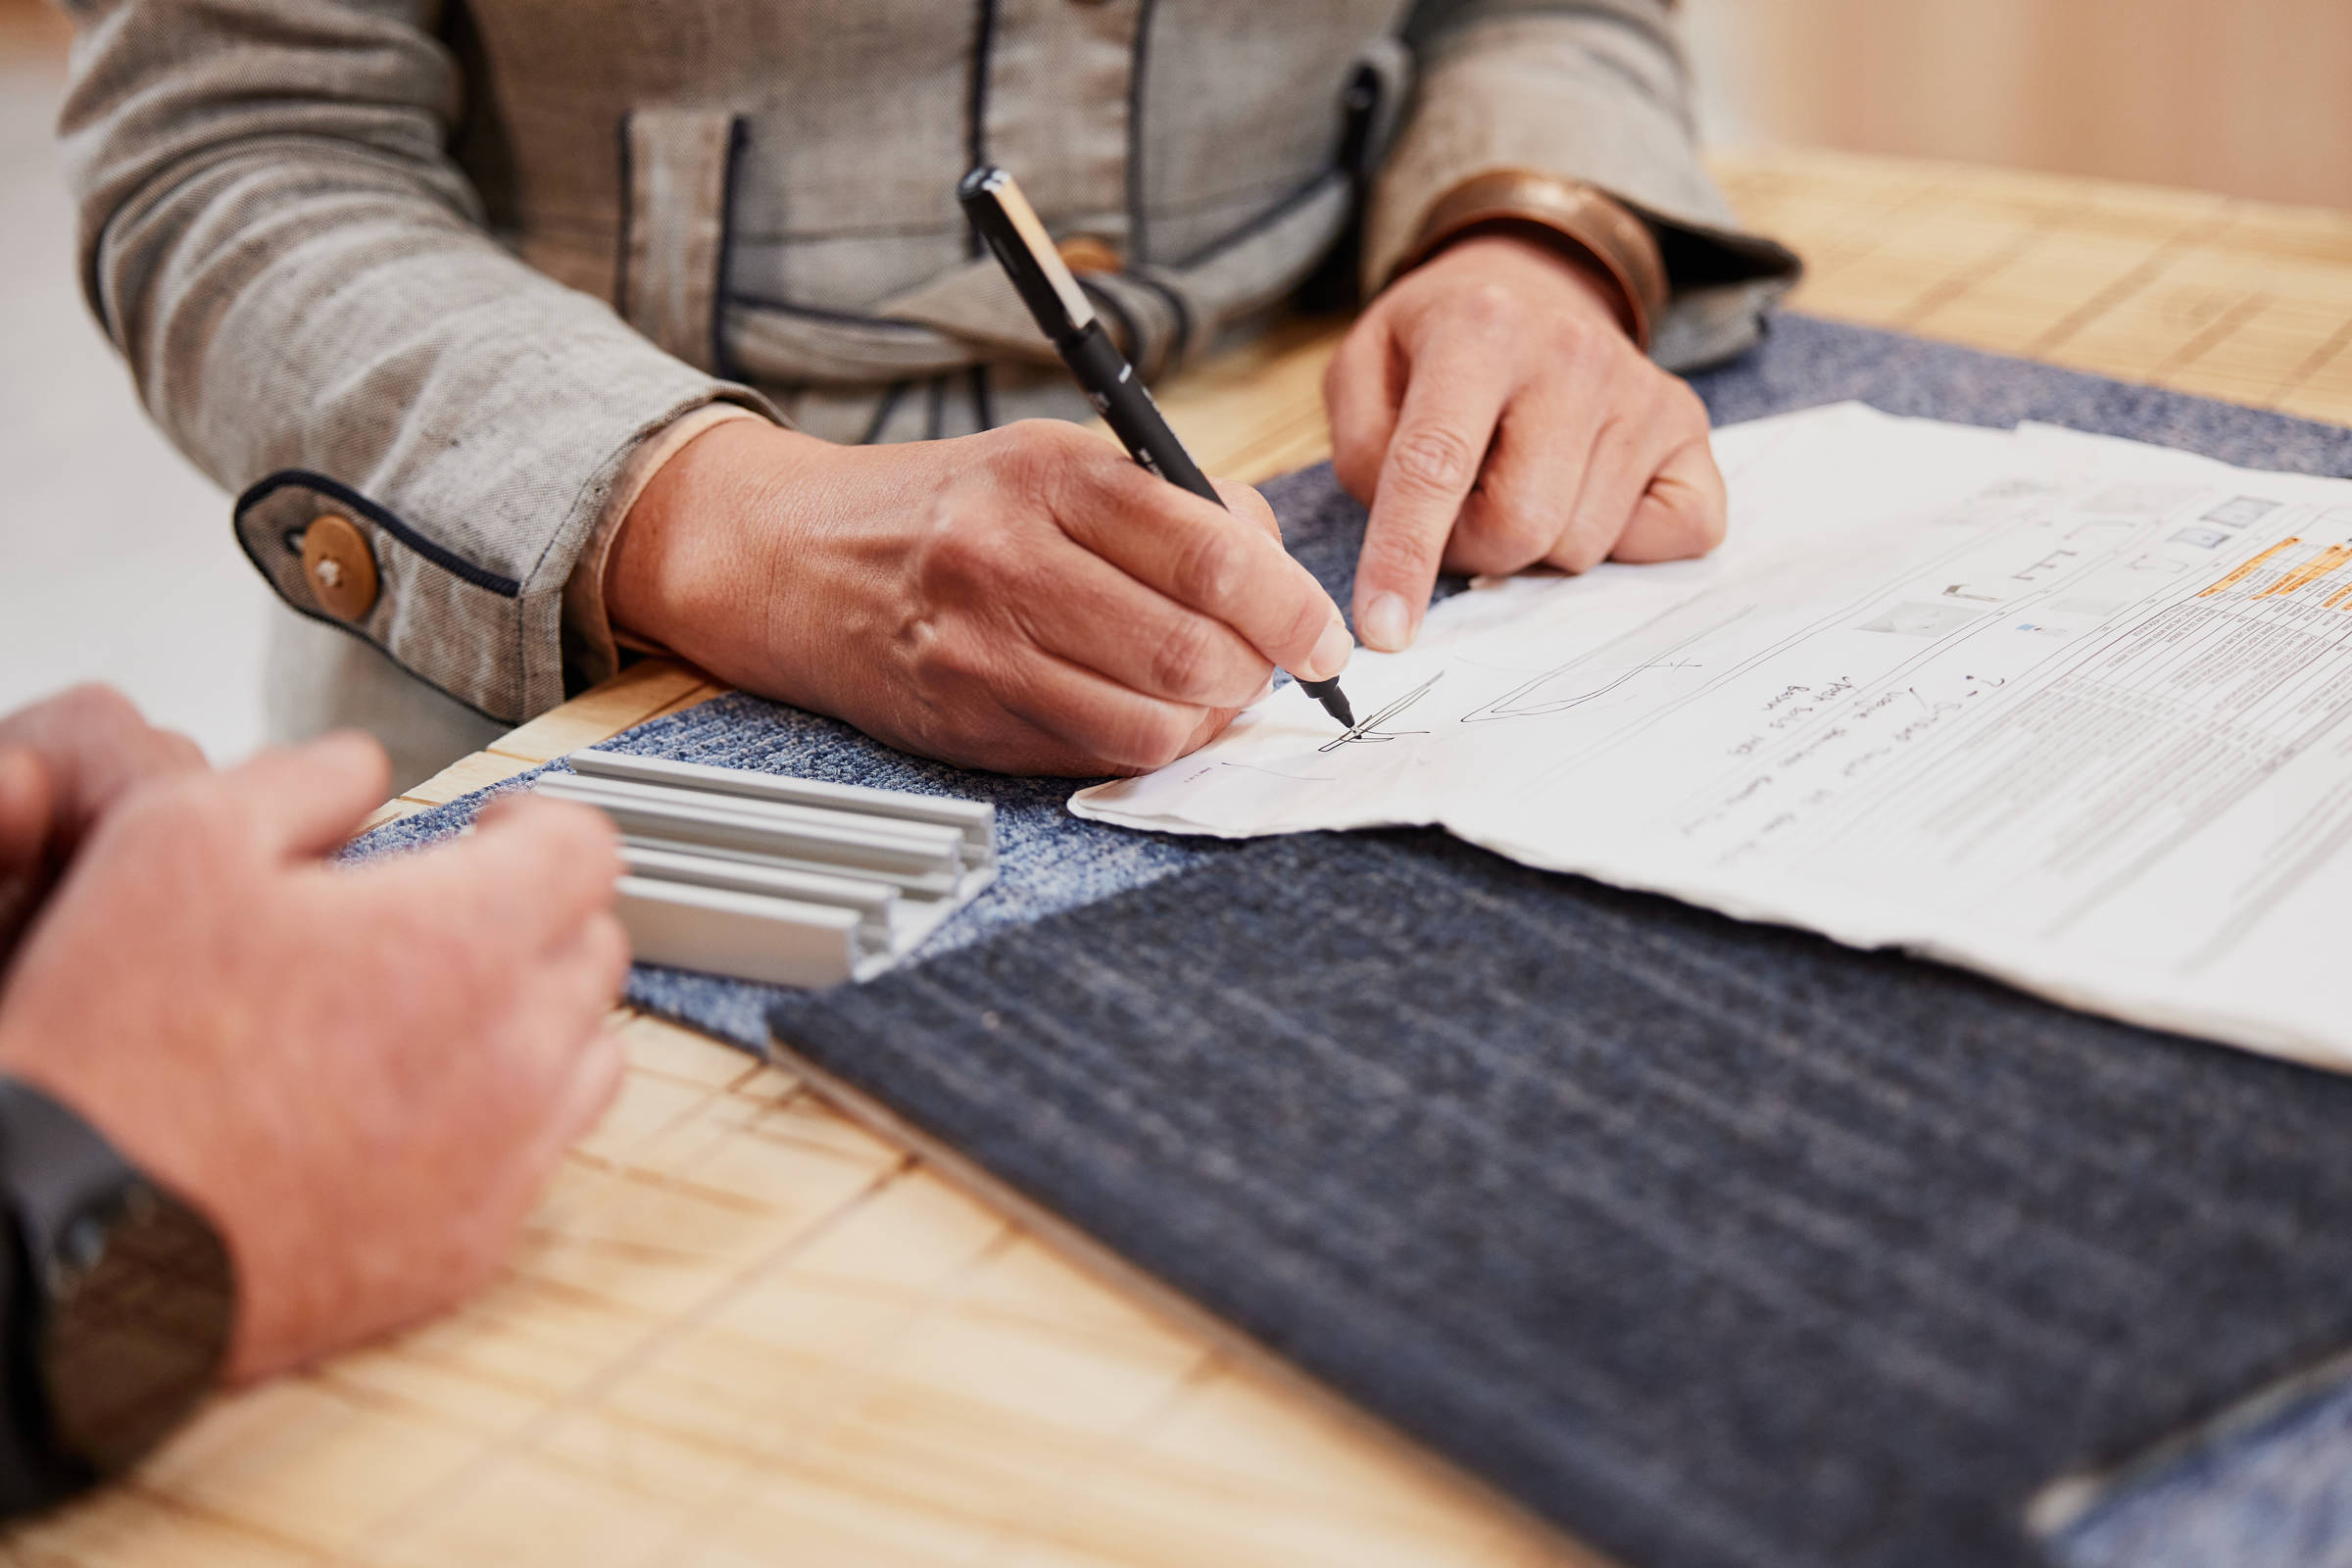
<box><xmin>354</xmin><ymin>314</ymin><xmax>2352</xmax><ymax>1567</ymax></box>
<box><xmin>765</xmin><ymin>827</ymin><xmax>2352</xmax><ymax>1568</ymax></box>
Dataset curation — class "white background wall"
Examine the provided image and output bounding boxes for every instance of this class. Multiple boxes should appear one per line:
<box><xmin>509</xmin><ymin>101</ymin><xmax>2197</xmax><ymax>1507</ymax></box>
<box><xmin>0</xmin><ymin>27</ymin><xmax>272</xmax><ymax>763</ymax></box>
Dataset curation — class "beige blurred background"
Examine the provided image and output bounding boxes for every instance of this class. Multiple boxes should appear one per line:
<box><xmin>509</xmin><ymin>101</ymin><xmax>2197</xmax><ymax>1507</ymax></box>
<box><xmin>0</xmin><ymin>0</ymin><xmax>2346</xmax><ymax>762</ymax></box>
<box><xmin>1684</xmin><ymin>0</ymin><xmax>2352</xmax><ymax>208</ymax></box>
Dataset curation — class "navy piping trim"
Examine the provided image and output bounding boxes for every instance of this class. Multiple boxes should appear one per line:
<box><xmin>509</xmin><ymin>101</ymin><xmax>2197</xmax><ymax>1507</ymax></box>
<box><xmin>860</xmin><ymin>380</ymin><xmax>912</xmax><ymax>446</ymax></box>
<box><xmin>236</xmin><ymin>469</ymin><xmax>522</xmax><ymax>598</ymax></box>
<box><xmin>969</xmin><ymin>364</ymin><xmax>997</xmax><ymax>431</ymax></box>
<box><xmin>228</xmin><ymin>512</ymin><xmax>511</xmax><ymax>726</ymax></box>
<box><xmin>1129</xmin><ymin>271</ymin><xmax>1194</xmax><ymax>370</ymax></box>
<box><xmin>726</xmin><ymin>292</ymin><xmax>943</xmax><ymax>331</ymax></box>
<box><xmin>1126</xmin><ymin>0</ymin><xmax>1159</xmax><ymax>265</ymax></box>
<box><xmin>966</xmin><ymin>0</ymin><xmax>999</xmax><ymax>260</ymax></box>
<box><xmin>613</xmin><ymin>113</ymin><xmax>636</xmax><ymax>320</ymax></box>
<box><xmin>712</xmin><ymin>117</ymin><xmax>750</xmax><ymax>378</ymax></box>
<box><xmin>1169</xmin><ymin>169</ymin><xmax>1345</xmax><ymax>272</ymax></box>
<box><xmin>1078</xmin><ymin>278</ymin><xmax>1142</xmax><ymax>367</ymax></box>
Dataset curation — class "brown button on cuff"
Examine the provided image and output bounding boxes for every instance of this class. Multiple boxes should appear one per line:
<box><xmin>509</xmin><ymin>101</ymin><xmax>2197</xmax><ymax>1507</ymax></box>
<box><xmin>300</xmin><ymin>514</ymin><xmax>380</xmax><ymax>622</ymax></box>
<box><xmin>1055</xmin><ymin>234</ymin><xmax>1124</xmax><ymax>275</ymax></box>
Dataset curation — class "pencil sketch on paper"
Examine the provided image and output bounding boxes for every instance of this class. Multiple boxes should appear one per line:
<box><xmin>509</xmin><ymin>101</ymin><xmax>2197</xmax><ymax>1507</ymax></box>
<box><xmin>1319</xmin><ymin>673</ymin><xmax>1443</xmax><ymax>752</ymax></box>
<box><xmin>1459</xmin><ymin>611</ymin><xmax>1734</xmax><ymax>725</ymax></box>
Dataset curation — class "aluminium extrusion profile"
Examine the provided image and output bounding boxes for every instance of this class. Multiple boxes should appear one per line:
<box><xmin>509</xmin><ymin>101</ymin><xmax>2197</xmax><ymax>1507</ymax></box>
<box><xmin>568</xmin><ymin>749</ymin><xmax>998</xmax><ymax>868</ymax></box>
<box><xmin>537</xmin><ymin>752</ymin><xmax>998</xmax><ymax>988</ymax></box>
<box><xmin>534</xmin><ymin>772</ymin><xmax>967</xmax><ymax>894</ymax></box>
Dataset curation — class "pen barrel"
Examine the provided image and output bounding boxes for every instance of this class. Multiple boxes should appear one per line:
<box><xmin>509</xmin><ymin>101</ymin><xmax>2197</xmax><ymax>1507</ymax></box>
<box><xmin>1056</xmin><ymin>323</ymin><xmax>1222</xmax><ymax>508</ymax></box>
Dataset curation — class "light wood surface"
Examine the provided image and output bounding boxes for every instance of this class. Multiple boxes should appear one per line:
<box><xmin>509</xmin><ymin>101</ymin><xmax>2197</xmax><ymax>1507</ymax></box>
<box><xmin>17</xmin><ymin>148</ymin><xmax>2350</xmax><ymax>1567</ymax></box>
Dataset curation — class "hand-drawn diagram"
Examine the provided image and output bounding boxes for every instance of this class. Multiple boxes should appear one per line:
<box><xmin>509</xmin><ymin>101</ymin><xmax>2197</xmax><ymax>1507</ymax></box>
<box><xmin>1456</xmin><ymin>609</ymin><xmax>1740</xmax><ymax>724</ymax></box>
<box><xmin>1319</xmin><ymin>673</ymin><xmax>1444</xmax><ymax>752</ymax></box>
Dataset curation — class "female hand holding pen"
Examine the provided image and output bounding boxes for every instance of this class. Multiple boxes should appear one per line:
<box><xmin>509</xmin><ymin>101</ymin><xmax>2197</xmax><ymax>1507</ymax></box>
<box><xmin>607</xmin><ymin>416</ymin><xmax>1354</xmax><ymax>777</ymax></box>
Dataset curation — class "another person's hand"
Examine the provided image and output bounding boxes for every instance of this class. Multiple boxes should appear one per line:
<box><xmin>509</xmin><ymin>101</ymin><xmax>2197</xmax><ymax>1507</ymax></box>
<box><xmin>0</xmin><ymin>685</ymin><xmax>204</xmax><ymax>960</ymax></box>
<box><xmin>1325</xmin><ymin>232</ymin><xmax>1728</xmax><ymax>651</ymax></box>
<box><xmin>607</xmin><ymin>418</ymin><xmax>1353</xmax><ymax>775</ymax></box>
<box><xmin>0</xmin><ymin>734</ymin><xmax>629</xmax><ymax>1381</ymax></box>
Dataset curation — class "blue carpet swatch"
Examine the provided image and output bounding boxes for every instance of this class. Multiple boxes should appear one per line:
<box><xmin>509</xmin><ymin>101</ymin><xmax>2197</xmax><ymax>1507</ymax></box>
<box><xmin>356</xmin><ymin>315</ymin><xmax>2352</xmax><ymax>1566</ymax></box>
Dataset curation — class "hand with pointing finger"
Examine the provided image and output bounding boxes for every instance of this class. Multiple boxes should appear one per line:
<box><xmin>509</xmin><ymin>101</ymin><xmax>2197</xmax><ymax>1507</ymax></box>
<box><xmin>1326</xmin><ymin>231</ymin><xmax>1728</xmax><ymax>651</ymax></box>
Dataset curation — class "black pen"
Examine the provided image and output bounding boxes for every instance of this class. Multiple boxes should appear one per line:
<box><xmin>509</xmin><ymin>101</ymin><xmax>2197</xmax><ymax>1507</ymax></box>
<box><xmin>957</xmin><ymin>166</ymin><xmax>1356</xmax><ymax>731</ymax></box>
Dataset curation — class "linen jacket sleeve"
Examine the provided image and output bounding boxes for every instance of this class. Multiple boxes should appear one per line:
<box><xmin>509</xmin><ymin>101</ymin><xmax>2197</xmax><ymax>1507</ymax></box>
<box><xmin>56</xmin><ymin>0</ymin><xmax>779</xmax><ymax>723</ymax></box>
<box><xmin>1379</xmin><ymin>0</ymin><xmax>1801</xmax><ymax>371</ymax></box>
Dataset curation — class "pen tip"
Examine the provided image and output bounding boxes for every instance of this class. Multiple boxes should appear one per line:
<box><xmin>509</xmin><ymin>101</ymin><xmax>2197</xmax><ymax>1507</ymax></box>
<box><xmin>1318</xmin><ymin>686</ymin><xmax>1355</xmax><ymax>730</ymax></box>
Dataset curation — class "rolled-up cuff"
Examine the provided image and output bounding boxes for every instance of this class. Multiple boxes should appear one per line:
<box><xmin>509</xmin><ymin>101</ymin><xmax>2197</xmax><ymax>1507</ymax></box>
<box><xmin>561</xmin><ymin>402</ymin><xmax>770</xmax><ymax>690</ymax></box>
<box><xmin>1389</xmin><ymin>169</ymin><xmax>1668</xmax><ymax>351</ymax></box>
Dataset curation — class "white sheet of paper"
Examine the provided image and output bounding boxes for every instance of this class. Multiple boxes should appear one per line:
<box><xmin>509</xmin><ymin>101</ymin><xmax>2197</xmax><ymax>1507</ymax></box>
<box><xmin>1073</xmin><ymin>403</ymin><xmax>2352</xmax><ymax>1072</ymax></box>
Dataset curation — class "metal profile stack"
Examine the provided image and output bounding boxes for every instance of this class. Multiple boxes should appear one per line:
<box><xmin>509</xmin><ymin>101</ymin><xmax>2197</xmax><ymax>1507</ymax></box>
<box><xmin>534</xmin><ymin>750</ymin><xmax>997</xmax><ymax>988</ymax></box>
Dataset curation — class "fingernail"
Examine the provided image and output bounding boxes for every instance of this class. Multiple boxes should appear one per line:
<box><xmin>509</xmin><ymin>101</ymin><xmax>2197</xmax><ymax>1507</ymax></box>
<box><xmin>1360</xmin><ymin>593</ymin><xmax>1412</xmax><ymax>652</ymax></box>
<box><xmin>1307</xmin><ymin>619</ymin><xmax>1354</xmax><ymax>680</ymax></box>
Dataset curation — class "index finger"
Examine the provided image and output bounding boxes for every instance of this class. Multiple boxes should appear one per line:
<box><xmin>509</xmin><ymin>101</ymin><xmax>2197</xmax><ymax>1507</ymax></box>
<box><xmin>1055</xmin><ymin>463</ymin><xmax>1354</xmax><ymax>684</ymax></box>
<box><xmin>1353</xmin><ymin>355</ymin><xmax>1511</xmax><ymax>651</ymax></box>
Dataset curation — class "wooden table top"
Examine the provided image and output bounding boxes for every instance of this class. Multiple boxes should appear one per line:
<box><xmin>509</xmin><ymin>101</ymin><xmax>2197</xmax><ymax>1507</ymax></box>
<box><xmin>19</xmin><ymin>147</ymin><xmax>2351</xmax><ymax>1568</ymax></box>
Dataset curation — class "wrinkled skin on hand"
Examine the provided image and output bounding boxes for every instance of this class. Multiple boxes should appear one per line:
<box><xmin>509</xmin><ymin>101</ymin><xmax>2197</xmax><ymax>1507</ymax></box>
<box><xmin>1326</xmin><ymin>231</ymin><xmax>1728</xmax><ymax>652</ymax></box>
<box><xmin>610</xmin><ymin>417</ymin><xmax>1355</xmax><ymax>776</ymax></box>
<box><xmin>0</xmin><ymin>727</ymin><xmax>629</xmax><ymax>1381</ymax></box>
<box><xmin>611</xmin><ymin>234</ymin><xmax>1721</xmax><ymax>776</ymax></box>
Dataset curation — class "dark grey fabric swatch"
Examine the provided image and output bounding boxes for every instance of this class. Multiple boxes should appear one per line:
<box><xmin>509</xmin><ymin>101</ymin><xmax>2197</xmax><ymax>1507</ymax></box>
<box><xmin>765</xmin><ymin>829</ymin><xmax>2352</xmax><ymax>1568</ymax></box>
